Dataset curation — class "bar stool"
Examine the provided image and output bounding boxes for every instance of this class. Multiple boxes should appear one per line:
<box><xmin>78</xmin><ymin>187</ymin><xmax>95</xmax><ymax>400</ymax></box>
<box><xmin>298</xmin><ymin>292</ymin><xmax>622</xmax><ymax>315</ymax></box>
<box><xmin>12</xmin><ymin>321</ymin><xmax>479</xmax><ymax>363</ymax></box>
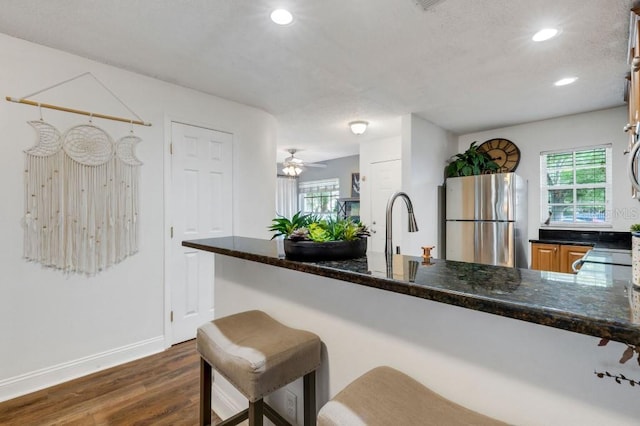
<box><xmin>197</xmin><ymin>310</ymin><xmax>321</xmax><ymax>426</ymax></box>
<box><xmin>317</xmin><ymin>366</ymin><xmax>507</xmax><ymax>426</ymax></box>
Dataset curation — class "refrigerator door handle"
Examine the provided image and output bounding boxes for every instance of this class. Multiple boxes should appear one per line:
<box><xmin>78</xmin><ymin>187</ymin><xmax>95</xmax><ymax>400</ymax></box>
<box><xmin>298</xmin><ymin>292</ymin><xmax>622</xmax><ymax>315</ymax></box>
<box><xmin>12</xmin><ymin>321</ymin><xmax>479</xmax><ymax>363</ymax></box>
<box><xmin>474</xmin><ymin>223</ymin><xmax>480</xmax><ymax>263</ymax></box>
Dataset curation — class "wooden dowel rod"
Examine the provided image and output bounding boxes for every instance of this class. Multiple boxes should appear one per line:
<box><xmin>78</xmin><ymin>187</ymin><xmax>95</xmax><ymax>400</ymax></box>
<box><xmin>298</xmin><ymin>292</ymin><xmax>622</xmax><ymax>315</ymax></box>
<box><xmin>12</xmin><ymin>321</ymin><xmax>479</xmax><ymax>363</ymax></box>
<box><xmin>5</xmin><ymin>96</ymin><xmax>152</xmax><ymax>126</ymax></box>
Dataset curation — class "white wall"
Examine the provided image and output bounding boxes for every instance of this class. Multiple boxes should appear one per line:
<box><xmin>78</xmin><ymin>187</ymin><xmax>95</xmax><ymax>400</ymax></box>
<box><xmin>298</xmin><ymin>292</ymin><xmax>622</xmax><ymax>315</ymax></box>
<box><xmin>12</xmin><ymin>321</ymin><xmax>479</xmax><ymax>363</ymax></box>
<box><xmin>401</xmin><ymin>114</ymin><xmax>457</xmax><ymax>257</ymax></box>
<box><xmin>214</xmin><ymin>256</ymin><xmax>640</xmax><ymax>426</ymax></box>
<box><xmin>459</xmin><ymin>107</ymin><xmax>637</xmax><ymax>244</ymax></box>
<box><xmin>0</xmin><ymin>33</ymin><xmax>276</xmax><ymax>401</ymax></box>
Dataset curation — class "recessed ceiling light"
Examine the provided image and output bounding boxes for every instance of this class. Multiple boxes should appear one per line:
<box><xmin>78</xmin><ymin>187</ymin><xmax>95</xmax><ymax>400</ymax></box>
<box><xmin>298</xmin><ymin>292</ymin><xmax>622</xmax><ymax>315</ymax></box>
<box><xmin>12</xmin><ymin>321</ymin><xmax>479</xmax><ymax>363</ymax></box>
<box><xmin>554</xmin><ymin>77</ymin><xmax>578</xmax><ymax>86</ymax></box>
<box><xmin>532</xmin><ymin>28</ymin><xmax>559</xmax><ymax>42</ymax></box>
<box><xmin>270</xmin><ymin>9</ymin><xmax>293</xmax><ymax>25</ymax></box>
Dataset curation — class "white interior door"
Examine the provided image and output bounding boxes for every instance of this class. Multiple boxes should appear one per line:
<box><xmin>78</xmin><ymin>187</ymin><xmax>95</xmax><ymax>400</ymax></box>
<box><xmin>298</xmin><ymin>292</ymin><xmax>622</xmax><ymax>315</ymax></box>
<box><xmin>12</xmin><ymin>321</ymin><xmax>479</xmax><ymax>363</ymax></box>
<box><xmin>369</xmin><ymin>160</ymin><xmax>401</xmax><ymax>253</ymax></box>
<box><xmin>170</xmin><ymin>122</ymin><xmax>233</xmax><ymax>344</ymax></box>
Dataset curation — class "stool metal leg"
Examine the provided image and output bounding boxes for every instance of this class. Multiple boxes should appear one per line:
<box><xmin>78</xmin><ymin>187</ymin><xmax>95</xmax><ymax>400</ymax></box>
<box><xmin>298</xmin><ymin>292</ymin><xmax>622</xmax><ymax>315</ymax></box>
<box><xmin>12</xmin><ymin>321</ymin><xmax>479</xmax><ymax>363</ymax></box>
<box><xmin>249</xmin><ymin>399</ymin><xmax>264</xmax><ymax>426</ymax></box>
<box><xmin>303</xmin><ymin>370</ymin><xmax>316</xmax><ymax>426</ymax></box>
<box><xmin>200</xmin><ymin>358</ymin><xmax>212</xmax><ymax>426</ymax></box>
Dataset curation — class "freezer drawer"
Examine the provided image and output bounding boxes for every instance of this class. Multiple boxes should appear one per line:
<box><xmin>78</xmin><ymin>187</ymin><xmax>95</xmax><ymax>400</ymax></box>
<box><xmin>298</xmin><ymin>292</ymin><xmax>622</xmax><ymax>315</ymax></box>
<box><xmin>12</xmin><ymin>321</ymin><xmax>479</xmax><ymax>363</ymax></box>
<box><xmin>446</xmin><ymin>173</ymin><xmax>516</xmax><ymax>221</ymax></box>
<box><xmin>446</xmin><ymin>221</ymin><xmax>515</xmax><ymax>267</ymax></box>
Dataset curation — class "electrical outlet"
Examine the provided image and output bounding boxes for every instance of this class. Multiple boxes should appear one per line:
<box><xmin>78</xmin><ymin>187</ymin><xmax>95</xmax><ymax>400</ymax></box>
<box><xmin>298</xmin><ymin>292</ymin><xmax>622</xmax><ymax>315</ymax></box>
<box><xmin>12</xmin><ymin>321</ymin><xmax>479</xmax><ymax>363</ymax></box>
<box><xmin>285</xmin><ymin>389</ymin><xmax>297</xmax><ymax>421</ymax></box>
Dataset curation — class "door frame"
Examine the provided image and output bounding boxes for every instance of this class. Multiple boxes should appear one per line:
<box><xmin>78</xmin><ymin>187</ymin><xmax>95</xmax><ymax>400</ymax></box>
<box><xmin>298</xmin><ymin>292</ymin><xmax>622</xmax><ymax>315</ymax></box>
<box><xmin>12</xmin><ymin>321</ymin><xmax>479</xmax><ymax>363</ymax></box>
<box><xmin>162</xmin><ymin>114</ymin><xmax>236</xmax><ymax>348</ymax></box>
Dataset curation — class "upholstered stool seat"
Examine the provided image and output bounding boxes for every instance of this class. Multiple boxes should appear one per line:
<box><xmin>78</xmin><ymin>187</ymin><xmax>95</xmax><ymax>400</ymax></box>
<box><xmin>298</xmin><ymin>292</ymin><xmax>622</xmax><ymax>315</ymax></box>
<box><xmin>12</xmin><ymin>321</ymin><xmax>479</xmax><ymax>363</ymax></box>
<box><xmin>317</xmin><ymin>366</ymin><xmax>507</xmax><ymax>426</ymax></box>
<box><xmin>197</xmin><ymin>310</ymin><xmax>321</xmax><ymax>426</ymax></box>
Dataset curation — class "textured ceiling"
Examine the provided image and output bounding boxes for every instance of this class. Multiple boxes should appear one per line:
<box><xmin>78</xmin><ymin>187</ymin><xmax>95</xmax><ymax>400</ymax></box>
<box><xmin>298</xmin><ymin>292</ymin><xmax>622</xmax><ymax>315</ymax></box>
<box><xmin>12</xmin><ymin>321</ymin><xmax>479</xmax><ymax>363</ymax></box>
<box><xmin>0</xmin><ymin>0</ymin><xmax>634</xmax><ymax>163</ymax></box>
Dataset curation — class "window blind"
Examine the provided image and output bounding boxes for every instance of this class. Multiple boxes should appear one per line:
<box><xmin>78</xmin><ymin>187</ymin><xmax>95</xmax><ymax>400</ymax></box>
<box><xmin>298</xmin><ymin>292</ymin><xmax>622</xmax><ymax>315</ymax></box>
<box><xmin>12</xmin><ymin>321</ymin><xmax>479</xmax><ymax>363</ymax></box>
<box><xmin>540</xmin><ymin>145</ymin><xmax>612</xmax><ymax>225</ymax></box>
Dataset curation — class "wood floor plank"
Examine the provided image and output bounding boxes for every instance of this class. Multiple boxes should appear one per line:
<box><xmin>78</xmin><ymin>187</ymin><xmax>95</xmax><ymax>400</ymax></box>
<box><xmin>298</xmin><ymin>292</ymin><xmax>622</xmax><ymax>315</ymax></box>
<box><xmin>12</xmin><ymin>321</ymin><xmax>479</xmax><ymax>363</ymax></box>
<box><xmin>0</xmin><ymin>340</ymin><xmax>222</xmax><ymax>426</ymax></box>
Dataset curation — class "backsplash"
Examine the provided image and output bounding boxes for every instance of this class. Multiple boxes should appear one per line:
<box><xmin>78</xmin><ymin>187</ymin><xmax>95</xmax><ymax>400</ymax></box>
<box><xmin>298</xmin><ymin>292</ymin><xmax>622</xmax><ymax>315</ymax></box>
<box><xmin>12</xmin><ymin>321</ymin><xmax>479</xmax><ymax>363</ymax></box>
<box><xmin>538</xmin><ymin>229</ymin><xmax>631</xmax><ymax>250</ymax></box>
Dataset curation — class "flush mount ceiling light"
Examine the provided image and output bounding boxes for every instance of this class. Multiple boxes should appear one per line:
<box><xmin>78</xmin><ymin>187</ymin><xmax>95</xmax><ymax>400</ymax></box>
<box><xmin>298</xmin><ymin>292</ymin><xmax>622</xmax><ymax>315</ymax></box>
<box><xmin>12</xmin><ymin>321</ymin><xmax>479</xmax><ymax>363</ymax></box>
<box><xmin>349</xmin><ymin>120</ymin><xmax>369</xmax><ymax>135</ymax></box>
<box><xmin>270</xmin><ymin>9</ymin><xmax>293</xmax><ymax>25</ymax></box>
<box><xmin>554</xmin><ymin>77</ymin><xmax>578</xmax><ymax>86</ymax></box>
<box><xmin>532</xmin><ymin>28</ymin><xmax>559</xmax><ymax>42</ymax></box>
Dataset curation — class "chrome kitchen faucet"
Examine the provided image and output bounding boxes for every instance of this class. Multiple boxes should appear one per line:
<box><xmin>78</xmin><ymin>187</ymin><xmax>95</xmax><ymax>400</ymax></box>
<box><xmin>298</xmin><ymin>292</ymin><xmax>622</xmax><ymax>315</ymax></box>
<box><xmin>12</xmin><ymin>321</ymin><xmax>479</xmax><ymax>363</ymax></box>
<box><xmin>385</xmin><ymin>191</ymin><xmax>419</xmax><ymax>257</ymax></box>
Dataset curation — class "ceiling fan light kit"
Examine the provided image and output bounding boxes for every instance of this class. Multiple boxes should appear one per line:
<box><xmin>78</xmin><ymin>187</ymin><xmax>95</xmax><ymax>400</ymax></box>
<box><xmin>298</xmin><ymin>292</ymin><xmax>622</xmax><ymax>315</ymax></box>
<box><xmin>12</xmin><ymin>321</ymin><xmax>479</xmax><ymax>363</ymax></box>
<box><xmin>349</xmin><ymin>120</ymin><xmax>368</xmax><ymax>135</ymax></box>
<box><xmin>281</xmin><ymin>148</ymin><xmax>327</xmax><ymax>176</ymax></box>
<box><xmin>282</xmin><ymin>165</ymin><xmax>302</xmax><ymax>176</ymax></box>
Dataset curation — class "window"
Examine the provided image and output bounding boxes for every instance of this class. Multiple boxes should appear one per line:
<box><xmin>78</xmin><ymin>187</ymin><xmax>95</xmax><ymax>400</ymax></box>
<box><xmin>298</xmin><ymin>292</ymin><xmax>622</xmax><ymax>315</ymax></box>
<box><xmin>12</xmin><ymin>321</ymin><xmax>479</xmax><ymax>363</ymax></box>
<box><xmin>540</xmin><ymin>145</ymin><xmax>612</xmax><ymax>226</ymax></box>
<box><xmin>298</xmin><ymin>178</ymin><xmax>339</xmax><ymax>219</ymax></box>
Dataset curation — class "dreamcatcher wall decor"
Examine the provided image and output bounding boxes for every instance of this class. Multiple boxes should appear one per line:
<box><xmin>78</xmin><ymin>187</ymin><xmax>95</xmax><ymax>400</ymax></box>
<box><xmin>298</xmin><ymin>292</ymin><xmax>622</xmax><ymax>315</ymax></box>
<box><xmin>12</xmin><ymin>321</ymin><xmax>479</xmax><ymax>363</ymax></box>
<box><xmin>7</xmin><ymin>72</ymin><xmax>152</xmax><ymax>275</ymax></box>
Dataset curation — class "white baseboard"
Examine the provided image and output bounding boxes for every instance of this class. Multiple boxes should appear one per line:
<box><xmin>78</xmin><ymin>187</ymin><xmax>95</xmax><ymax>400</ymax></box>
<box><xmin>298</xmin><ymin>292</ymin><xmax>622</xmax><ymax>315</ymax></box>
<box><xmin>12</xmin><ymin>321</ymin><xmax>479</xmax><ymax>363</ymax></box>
<box><xmin>210</xmin><ymin>377</ymin><xmax>296</xmax><ymax>426</ymax></box>
<box><xmin>0</xmin><ymin>336</ymin><xmax>165</xmax><ymax>403</ymax></box>
<box><xmin>211</xmin><ymin>379</ymin><xmax>246</xmax><ymax>420</ymax></box>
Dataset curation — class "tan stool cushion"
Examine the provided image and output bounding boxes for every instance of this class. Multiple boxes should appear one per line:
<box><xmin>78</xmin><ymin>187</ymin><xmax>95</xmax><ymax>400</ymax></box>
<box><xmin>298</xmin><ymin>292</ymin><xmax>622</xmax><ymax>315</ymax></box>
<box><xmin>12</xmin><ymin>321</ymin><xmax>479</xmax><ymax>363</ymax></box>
<box><xmin>197</xmin><ymin>310</ymin><xmax>321</xmax><ymax>402</ymax></box>
<box><xmin>317</xmin><ymin>366</ymin><xmax>507</xmax><ymax>426</ymax></box>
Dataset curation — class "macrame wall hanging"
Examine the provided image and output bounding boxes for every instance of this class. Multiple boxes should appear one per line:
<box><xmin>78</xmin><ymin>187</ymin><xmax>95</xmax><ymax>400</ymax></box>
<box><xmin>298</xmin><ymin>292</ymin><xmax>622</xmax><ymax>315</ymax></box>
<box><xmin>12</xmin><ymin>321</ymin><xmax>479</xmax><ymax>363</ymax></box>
<box><xmin>7</xmin><ymin>72</ymin><xmax>152</xmax><ymax>275</ymax></box>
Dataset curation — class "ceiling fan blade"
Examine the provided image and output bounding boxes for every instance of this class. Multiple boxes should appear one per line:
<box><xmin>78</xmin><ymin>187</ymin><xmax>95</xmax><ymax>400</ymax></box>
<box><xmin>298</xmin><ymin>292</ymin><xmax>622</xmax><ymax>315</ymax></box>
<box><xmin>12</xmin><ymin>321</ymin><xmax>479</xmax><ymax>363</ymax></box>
<box><xmin>281</xmin><ymin>148</ymin><xmax>326</xmax><ymax>171</ymax></box>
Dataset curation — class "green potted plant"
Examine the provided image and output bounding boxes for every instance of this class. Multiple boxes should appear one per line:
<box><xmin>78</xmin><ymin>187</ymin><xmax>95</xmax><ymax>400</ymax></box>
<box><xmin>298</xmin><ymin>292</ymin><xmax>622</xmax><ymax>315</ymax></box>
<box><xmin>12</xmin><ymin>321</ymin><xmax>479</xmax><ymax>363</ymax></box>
<box><xmin>445</xmin><ymin>141</ymin><xmax>500</xmax><ymax>178</ymax></box>
<box><xmin>269</xmin><ymin>212</ymin><xmax>370</xmax><ymax>261</ymax></box>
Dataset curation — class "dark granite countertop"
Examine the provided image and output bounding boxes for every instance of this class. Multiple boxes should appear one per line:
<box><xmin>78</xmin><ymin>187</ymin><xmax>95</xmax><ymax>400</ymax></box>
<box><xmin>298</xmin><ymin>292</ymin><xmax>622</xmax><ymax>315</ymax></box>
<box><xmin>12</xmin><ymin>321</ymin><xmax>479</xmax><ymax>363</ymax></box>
<box><xmin>583</xmin><ymin>249</ymin><xmax>632</xmax><ymax>267</ymax></box>
<box><xmin>530</xmin><ymin>229</ymin><xmax>631</xmax><ymax>250</ymax></box>
<box><xmin>183</xmin><ymin>236</ymin><xmax>640</xmax><ymax>346</ymax></box>
<box><xmin>528</xmin><ymin>238</ymin><xmax>595</xmax><ymax>247</ymax></box>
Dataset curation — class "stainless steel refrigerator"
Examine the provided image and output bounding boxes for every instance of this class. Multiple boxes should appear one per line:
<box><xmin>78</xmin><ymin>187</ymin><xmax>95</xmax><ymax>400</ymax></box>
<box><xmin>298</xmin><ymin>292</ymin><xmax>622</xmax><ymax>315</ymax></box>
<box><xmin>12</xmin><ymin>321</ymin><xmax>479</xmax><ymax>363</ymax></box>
<box><xmin>445</xmin><ymin>173</ymin><xmax>527</xmax><ymax>268</ymax></box>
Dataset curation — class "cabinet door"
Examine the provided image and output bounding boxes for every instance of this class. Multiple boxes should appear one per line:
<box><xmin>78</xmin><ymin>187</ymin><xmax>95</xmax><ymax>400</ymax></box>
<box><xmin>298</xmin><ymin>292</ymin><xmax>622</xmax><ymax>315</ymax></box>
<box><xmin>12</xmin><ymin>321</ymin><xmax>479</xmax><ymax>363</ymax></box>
<box><xmin>559</xmin><ymin>245</ymin><xmax>591</xmax><ymax>274</ymax></box>
<box><xmin>628</xmin><ymin>9</ymin><xmax>640</xmax><ymax>198</ymax></box>
<box><xmin>633</xmin><ymin>11</ymin><xmax>640</xmax><ymax>125</ymax></box>
<box><xmin>531</xmin><ymin>243</ymin><xmax>559</xmax><ymax>272</ymax></box>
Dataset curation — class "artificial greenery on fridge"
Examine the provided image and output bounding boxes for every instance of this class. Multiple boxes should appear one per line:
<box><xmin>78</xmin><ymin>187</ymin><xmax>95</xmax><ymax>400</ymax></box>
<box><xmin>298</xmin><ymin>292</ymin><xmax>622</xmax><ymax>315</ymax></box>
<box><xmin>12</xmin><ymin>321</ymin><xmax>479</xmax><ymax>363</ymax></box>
<box><xmin>445</xmin><ymin>141</ymin><xmax>499</xmax><ymax>178</ymax></box>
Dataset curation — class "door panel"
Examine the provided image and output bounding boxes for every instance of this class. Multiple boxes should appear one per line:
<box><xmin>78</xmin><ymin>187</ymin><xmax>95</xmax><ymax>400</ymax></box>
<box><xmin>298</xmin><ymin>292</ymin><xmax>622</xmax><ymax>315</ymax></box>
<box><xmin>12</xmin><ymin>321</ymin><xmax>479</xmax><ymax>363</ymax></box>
<box><xmin>184</xmin><ymin>251</ymin><xmax>199</xmax><ymax>315</ymax></box>
<box><xmin>369</xmin><ymin>160</ymin><xmax>401</xmax><ymax>253</ymax></box>
<box><xmin>559</xmin><ymin>245</ymin><xmax>590</xmax><ymax>274</ymax></box>
<box><xmin>531</xmin><ymin>243</ymin><xmax>559</xmax><ymax>271</ymax></box>
<box><xmin>170</xmin><ymin>122</ymin><xmax>233</xmax><ymax>344</ymax></box>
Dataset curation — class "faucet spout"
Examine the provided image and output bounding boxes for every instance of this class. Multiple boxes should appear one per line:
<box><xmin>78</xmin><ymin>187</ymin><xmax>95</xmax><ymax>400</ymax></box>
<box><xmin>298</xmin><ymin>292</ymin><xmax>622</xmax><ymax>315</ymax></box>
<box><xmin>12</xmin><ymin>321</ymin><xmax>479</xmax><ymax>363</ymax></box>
<box><xmin>385</xmin><ymin>191</ymin><xmax>419</xmax><ymax>257</ymax></box>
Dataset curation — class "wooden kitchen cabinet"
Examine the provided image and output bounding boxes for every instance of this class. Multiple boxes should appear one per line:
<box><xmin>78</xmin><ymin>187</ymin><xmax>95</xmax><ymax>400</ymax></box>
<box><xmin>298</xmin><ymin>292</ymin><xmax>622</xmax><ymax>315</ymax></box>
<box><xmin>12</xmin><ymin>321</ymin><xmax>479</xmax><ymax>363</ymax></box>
<box><xmin>531</xmin><ymin>243</ymin><xmax>591</xmax><ymax>274</ymax></box>
<box><xmin>531</xmin><ymin>243</ymin><xmax>559</xmax><ymax>272</ymax></box>
<box><xmin>627</xmin><ymin>8</ymin><xmax>640</xmax><ymax>198</ymax></box>
<box><xmin>559</xmin><ymin>245</ymin><xmax>591</xmax><ymax>273</ymax></box>
<box><xmin>621</xmin><ymin>6</ymin><xmax>640</xmax><ymax>199</ymax></box>
<box><xmin>628</xmin><ymin>8</ymin><xmax>640</xmax><ymax>130</ymax></box>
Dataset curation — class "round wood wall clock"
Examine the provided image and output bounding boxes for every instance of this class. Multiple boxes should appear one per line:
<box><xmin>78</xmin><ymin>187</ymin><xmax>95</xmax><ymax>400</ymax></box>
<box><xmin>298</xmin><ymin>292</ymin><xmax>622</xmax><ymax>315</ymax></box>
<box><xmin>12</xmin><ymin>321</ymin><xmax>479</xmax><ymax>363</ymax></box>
<box><xmin>477</xmin><ymin>138</ymin><xmax>520</xmax><ymax>173</ymax></box>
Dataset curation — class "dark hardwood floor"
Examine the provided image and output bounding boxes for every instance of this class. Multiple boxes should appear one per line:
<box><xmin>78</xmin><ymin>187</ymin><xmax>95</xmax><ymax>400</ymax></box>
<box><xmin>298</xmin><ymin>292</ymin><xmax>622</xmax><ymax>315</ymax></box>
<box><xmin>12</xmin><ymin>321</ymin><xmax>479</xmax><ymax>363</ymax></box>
<box><xmin>0</xmin><ymin>340</ymin><xmax>222</xmax><ymax>425</ymax></box>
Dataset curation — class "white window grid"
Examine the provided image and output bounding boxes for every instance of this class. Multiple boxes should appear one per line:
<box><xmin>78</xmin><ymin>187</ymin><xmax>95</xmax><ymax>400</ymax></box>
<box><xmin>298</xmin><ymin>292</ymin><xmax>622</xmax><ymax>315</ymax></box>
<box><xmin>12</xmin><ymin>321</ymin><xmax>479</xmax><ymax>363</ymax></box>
<box><xmin>539</xmin><ymin>144</ymin><xmax>612</xmax><ymax>227</ymax></box>
<box><xmin>298</xmin><ymin>178</ymin><xmax>340</xmax><ymax>219</ymax></box>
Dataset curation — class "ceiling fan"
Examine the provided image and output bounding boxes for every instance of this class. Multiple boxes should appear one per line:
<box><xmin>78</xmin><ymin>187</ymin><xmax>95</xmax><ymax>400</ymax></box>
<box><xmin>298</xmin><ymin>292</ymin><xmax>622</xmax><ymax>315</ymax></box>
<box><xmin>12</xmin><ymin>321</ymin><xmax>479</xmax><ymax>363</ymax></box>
<box><xmin>282</xmin><ymin>149</ymin><xmax>326</xmax><ymax>176</ymax></box>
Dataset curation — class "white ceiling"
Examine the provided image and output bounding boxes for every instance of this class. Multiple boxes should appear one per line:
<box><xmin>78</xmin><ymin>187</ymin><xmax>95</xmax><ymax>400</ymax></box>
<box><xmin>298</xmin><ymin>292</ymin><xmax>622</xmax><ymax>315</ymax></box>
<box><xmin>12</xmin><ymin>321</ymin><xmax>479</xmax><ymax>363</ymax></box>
<box><xmin>0</xmin><ymin>0</ymin><xmax>634</xmax><ymax>163</ymax></box>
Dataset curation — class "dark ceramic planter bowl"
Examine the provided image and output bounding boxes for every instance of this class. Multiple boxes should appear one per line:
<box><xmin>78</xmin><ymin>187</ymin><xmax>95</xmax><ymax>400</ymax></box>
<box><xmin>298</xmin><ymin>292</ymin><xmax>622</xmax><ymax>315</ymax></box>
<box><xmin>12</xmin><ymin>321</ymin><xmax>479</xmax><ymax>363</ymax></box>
<box><xmin>284</xmin><ymin>238</ymin><xmax>367</xmax><ymax>261</ymax></box>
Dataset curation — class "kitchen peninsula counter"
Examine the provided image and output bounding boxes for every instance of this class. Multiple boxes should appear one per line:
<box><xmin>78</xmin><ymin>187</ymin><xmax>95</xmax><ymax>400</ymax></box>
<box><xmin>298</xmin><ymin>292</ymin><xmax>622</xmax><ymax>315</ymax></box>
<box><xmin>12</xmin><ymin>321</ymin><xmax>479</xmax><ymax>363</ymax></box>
<box><xmin>183</xmin><ymin>236</ymin><xmax>639</xmax><ymax>346</ymax></box>
<box><xmin>184</xmin><ymin>236</ymin><xmax>640</xmax><ymax>424</ymax></box>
